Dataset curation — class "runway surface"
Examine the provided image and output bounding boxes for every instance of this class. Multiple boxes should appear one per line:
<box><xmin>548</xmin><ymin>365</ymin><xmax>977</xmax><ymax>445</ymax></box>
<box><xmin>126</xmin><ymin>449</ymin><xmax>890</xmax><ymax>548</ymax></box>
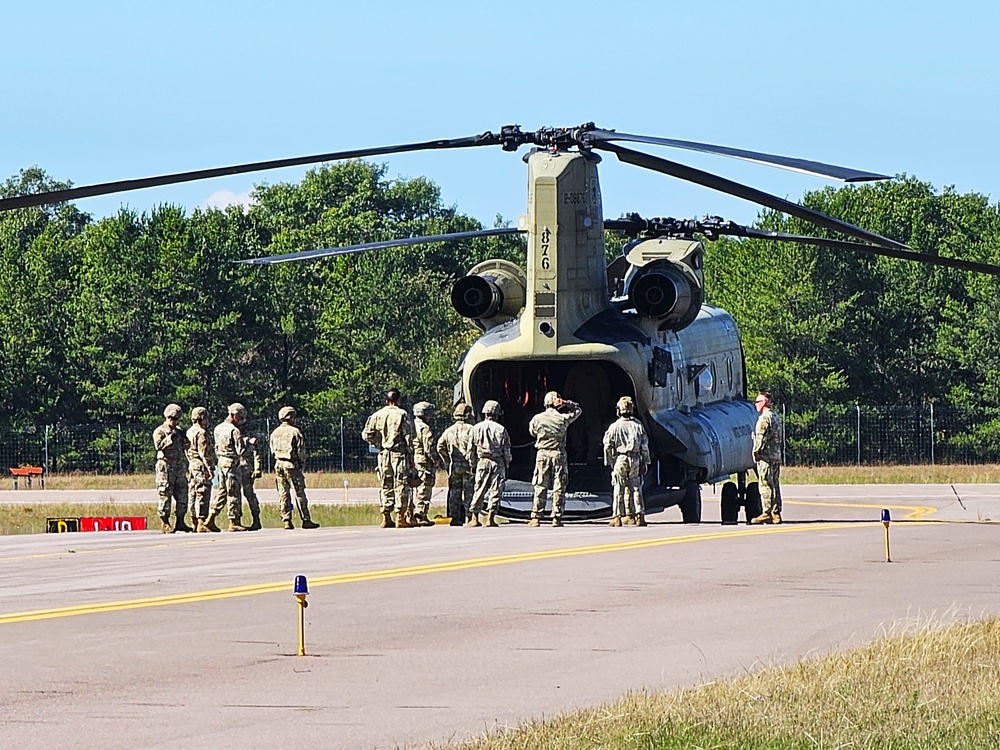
<box><xmin>1</xmin><ymin>484</ymin><xmax>997</xmax><ymax>749</ymax></box>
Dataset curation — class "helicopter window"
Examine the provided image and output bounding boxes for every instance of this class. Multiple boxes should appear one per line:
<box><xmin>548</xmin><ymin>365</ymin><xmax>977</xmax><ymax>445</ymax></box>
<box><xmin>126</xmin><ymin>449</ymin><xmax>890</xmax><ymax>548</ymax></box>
<box><xmin>698</xmin><ymin>365</ymin><xmax>715</xmax><ymax>397</ymax></box>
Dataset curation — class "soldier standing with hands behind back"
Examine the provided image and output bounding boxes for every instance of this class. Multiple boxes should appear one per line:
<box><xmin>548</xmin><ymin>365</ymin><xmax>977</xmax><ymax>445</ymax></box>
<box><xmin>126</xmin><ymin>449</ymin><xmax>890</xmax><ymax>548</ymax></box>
<box><xmin>411</xmin><ymin>401</ymin><xmax>439</xmax><ymax>527</ymax></box>
<box><xmin>751</xmin><ymin>391</ymin><xmax>784</xmax><ymax>525</ymax></box>
<box><xmin>602</xmin><ymin>396</ymin><xmax>650</xmax><ymax>527</ymax></box>
<box><xmin>528</xmin><ymin>391</ymin><xmax>581</xmax><ymax>527</ymax></box>
<box><xmin>270</xmin><ymin>406</ymin><xmax>320</xmax><ymax>530</ymax></box>
<box><xmin>467</xmin><ymin>400</ymin><xmax>511</xmax><ymax>527</ymax></box>
<box><xmin>437</xmin><ymin>403</ymin><xmax>475</xmax><ymax>526</ymax></box>
<box><xmin>363</xmin><ymin>388</ymin><xmax>416</xmax><ymax>529</ymax></box>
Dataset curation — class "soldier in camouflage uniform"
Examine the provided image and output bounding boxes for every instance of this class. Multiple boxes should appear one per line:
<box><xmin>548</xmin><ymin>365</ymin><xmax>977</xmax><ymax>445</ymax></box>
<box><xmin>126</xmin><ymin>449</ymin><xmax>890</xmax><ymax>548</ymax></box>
<box><xmin>468</xmin><ymin>400</ymin><xmax>511</xmax><ymax>527</ymax></box>
<box><xmin>411</xmin><ymin>401</ymin><xmax>439</xmax><ymax>527</ymax></box>
<box><xmin>528</xmin><ymin>391</ymin><xmax>582</xmax><ymax>527</ymax></box>
<box><xmin>186</xmin><ymin>406</ymin><xmax>216</xmax><ymax>532</ymax></box>
<box><xmin>269</xmin><ymin>406</ymin><xmax>319</xmax><ymax>530</ymax></box>
<box><xmin>362</xmin><ymin>388</ymin><xmax>416</xmax><ymax>528</ymax></box>
<box><xmin>602</xmin><ymin>396</ymin><xmax>651</xmax><ymax>527</ymax></box>
<box><xmin>206</xmin><ymin>403</ymin><xmax>249</xmax><ymax>532</ymax></box>
<box><xmin>153</xmin><ymin>404</ymin><xmax>192</xmax><ymax>533</ymax></box>
<box><xmin>437</xmin><ymin>403</ymin><xmax>475</xmax><ymax>526</ymax></box>
<box><xmin>751</xmin><ymin>391</ymin><xmax>784</xmax><ymax>525</ymax></box>
<box><xmin>236</xmin><ymin>428</ymin><xmax>264</xmax><ymax>531</ymax></box>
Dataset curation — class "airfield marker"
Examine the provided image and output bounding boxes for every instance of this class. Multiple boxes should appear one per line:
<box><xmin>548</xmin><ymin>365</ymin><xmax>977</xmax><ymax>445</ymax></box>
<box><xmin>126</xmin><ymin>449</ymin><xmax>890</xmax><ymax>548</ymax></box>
<box><xmin>294</xmin><ymin>575</ymin><xmax>309</xmax><ymax>656</ymax></box>
<box><xmin>881</xmin><ymin>508</ymin><xmax>891</xmax><ymax>562</ymax></box>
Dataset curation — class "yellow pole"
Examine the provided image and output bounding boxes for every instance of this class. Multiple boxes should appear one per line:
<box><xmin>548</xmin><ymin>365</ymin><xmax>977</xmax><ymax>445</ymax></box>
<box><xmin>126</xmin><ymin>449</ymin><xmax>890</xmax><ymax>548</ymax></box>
<box><xmin>297</xmin><ymin>594</ymin><xmax>307</xmax><ymax>656</ymax></box>
<box><xmin>883</xmin><ymin>523</ymin><xmax>891</xmax><ymax>563</ymax></box>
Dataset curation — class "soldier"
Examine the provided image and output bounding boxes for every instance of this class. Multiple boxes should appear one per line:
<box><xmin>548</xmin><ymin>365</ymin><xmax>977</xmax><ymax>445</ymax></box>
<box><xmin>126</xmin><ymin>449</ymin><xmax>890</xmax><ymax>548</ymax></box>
<box><xmin>602</xmin><ymin>396</ymin><xmax>651</xmax><ymax>527</ymax></box>
<box><xmin>153</xmin><ymin>404</ymin><xmax>192</xmax><ymax>533</ymax></box>
<box><xmin>362</xmin><ymin>388</ymin><xmax>416</xmax><ymax>528</ymax></box>
<box><xmin>205</xmin><ymin>403</ymin><xmax>250</xmax><ymax>532</ymax></box>
<box><xmin>751</xmin><ymin>391</ymin><xmax>784</xmax><ymax>524</ymax></box>
<box><xmin>236</xmin><ymin>428</ymin><xmax>264</xmax><ymax>531</ymax></box>
<box><xmin>411</xmin><ymin>401</ymin><xmax>439</xmax><ymax>527</ymax></box>
<box><xmin>269</xmin><ymin>406</ymin><xmax>320</xmax><ymax>530</ymax></box>
<box><xmin>186</xmin><ymin>406</ymin><xmax>216</xmax><ymax>532</ymax></box>
<box><xmin>437</xmin><ymin>403</ymin><xmax>475</xmax><ymax>526</ymax></box>
<box><xmin>528</xmin><ymin>391</ymin><xmax>582</xmax><ymax>527</ymax></box>
<box><xmin>468</xmin><ymin>400</ymin><xmax>511</xmax><ymax>527</ymax></box>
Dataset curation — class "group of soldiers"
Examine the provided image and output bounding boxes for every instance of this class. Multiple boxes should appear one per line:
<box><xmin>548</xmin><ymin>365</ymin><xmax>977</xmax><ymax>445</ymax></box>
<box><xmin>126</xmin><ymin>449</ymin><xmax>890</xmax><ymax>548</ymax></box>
<box><xmin>153</xmin><ymin>402</ymin><xmax>319</xmax><ymax>533</ymax></box>
<box><xmin>361</xmin><ymin>388</ymin><xmax>654</xmax><ymax>528</ymax></box>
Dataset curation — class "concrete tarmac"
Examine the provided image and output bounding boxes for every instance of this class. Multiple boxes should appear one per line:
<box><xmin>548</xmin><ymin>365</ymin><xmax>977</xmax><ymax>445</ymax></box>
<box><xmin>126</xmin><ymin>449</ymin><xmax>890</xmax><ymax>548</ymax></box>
<box><xmin>0</xmin><ymin>484</ymin><xmax>997</xmax><ymax>749</ymax></box>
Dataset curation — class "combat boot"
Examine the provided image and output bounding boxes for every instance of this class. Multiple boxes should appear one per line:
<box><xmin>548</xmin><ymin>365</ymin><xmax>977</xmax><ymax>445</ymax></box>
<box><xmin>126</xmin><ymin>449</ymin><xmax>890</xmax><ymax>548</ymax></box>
<box><xmin>771</xmin><ymin>512</ymin><xmax>782</xmax><ymax>525</ymax></box>
<box><xmin>173</xmin><ymin>516</ymin><xmax>193</xmax><ymax>533</ymax></box>
<box><xmin>636</xmin><ymin>515</ymin><xmax>647</xmax><ymax>527</ymax></box>
<box><xmin>301</xmin><ymin>519</ymin><xmax>320</xmax><ymax>529</ymax></box>
<box><xmin>609</xmin><ymin>516</ymin><xmax>622</xmax><ymax>527</ymax></box>
<box><xmin>527</xmin><ymin>518</ymin><xmax>540</xmax><ymax>527</ymax></box>
<box><xmin>413</xmin><ymin>513</ymin><xmax>433</xmax><ymax>527</ymax></box>
<box><xmin>247</xmin><ymin>513</ymin><xmax>262</xmax><ymax>531</ymax></box>
<box><xmin>396</xmin><ymin>512</ymin><xmax>413</xmax><ymax>529</ymax></box>
<box><xmin>282</xmin><ymin>519</ymin><xmax>295</xmax><ymax>530</ymax></box>
<box><xmin>624</xmin><ymin>515</ymin><xmax>636</xmax><ymax>526</ymax></box>
<box><xmin>552</xmin><ymin>517</ymin><xmax>564</xmax><ymax>527</ymax></box>
<box><xmin>228</xmin><ymin>520</ymin><xmax>249</xmax><ymax>532</ymax></box>
<box><xmin>196</xmin><ymin>519</ymin><xmax>211</xmax><ymax>533</ymax></box>
<box><xmin>204</xmin><ymin>513</ymin><xmax>222</xmax><ymax>533</ymax></box>
<box><xmin>189</xmin><ymin>512</ymin><xmax>199</xmax><ymax>532</ymax></box>
<box><xmin>485</xmin><ymin>512</ymin><xmax>498</xmax><ymax>527</ymax></box>
<box><xmin>380</xmin><ymin>511</ymin><xmax>395</xmax><ymax>529</ymax></box>
<box><xmin>751</xmin><ymin>513</ymin><xmax>773</xmax><ymax>525</ymax></box>
<box><xmin>160</xmin><ymin>516</ymin><xmax>174</xmax><ymax>534</ymax></box>
<box><xmin>466</xmin><ymin>514</ymin><xmax>481</xmax><ymax>528</ymax></box>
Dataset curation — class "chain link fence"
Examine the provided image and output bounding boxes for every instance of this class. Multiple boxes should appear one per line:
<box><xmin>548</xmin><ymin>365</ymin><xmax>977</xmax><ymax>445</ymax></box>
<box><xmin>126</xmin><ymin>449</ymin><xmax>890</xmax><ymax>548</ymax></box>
<box><xmin>2</xmin><ymin>405</ymin><xmax>999</xmax><ymax>475</ymax></box>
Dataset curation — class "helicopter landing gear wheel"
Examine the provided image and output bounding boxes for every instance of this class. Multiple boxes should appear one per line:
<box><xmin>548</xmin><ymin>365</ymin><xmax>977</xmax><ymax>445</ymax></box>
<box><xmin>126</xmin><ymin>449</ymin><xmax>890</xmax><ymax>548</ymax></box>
<box><xmin>721</xmin><ymin>481</ymin><xmax>739</xmax><ymax>525</ymax></box>
<box><xmin>679</xmin><ymin>481</ymin><xmax>702</xmax><ymax>524</ymax></box>
<box><xmin>744</xmin><ymin>481</ymin><xmax>762</xmax><ymax>525</ymax></box>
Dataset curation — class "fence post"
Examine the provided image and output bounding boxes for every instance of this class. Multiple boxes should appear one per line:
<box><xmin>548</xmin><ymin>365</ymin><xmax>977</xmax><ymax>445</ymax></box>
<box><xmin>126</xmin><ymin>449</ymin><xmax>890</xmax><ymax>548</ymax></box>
<box><xmin>929</xmin><ymin>402</ymin><xmax>935</xmax><ymax>466</ymax></box>
<box><xmin>117</xmin><ymin>423</ymin><xmax>123</xmax><ymax>474</ymax></box>
<box><xmin>45</xmin><ymin>424</ymin><xmax>51</xmax><ymax>475</ymax></box>
<box><xmin>782</xmin><ymin>404</ymin><xmax>787</xmax><ymax>466</ymax></box>
<box><xmin>341</xmin><ymin>416</ymin><xmax>345</xmax><ymax>472</ymax></box>
<box><xmin>856</xmin><ymin>404</ymin><xmax>861</xmax><ymax>466</ymax></box>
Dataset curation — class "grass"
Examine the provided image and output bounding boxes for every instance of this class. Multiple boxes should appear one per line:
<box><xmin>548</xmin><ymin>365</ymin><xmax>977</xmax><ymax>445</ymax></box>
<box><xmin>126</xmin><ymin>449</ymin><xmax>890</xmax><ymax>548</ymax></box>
<box><xmin>0</xmin><ymin>501</ymin><xmax>449</xmax><ymax>535</ymax></box>
<box><xmin>438</xmin><ymin>614</ymin><xmax>1000</xmax><ymax>749</ymax></box>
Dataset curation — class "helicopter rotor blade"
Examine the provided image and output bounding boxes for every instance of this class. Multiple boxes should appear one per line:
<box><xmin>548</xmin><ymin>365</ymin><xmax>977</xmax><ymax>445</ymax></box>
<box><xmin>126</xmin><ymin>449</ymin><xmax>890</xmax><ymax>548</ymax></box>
<box><xmin>595</xmin><ymin>141</ymin><xmax>909</xmax><ymax>251</ymax></box>
<box><xmin>235</xmin><ymin>226</ymin><xmax>524</xmax><ymax>265</ymax></box>
<box><xmin>736</xmin><ymin>227</ymin><xmax>1000</xmax><ymax>277</ymax></box>
<box><xmin>585</xmin><ymin>128</ymin><xmax>889</xmax><ymax>183</ymax></box>
<box><xmin>0</xmin><ymin>132</ymin><xmax>501</xmax><ymax>213</ymax></box>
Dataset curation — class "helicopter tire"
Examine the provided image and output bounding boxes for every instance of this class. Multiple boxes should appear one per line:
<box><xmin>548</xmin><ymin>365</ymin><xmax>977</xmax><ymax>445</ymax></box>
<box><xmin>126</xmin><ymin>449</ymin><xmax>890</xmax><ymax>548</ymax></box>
<box><xmin>720</xmin><ymin>481</ymin><xmax>740</xmax><ymax>525</ymax></box>
<box><xmin>679</xmin><ymin>481</ymin><xmax>702</xmax><ymax>524</ymax></box>
<box><xmin>744</xmin><ymin>481</ymin><xmax>762</xmax><ymax>524</ymax></box>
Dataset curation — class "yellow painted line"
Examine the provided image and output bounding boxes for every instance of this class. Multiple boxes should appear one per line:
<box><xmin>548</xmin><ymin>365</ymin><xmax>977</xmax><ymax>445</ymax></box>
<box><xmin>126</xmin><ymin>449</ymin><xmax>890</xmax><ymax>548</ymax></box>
<box><xmin>0</xmin><ymin>522</ymin><xmax>857</xmax><ymax>625</ymax></box>
<box><xmin>786</xmin><ymin>500</ymin><xmax>936</xmax><ymax>519</ymax></box>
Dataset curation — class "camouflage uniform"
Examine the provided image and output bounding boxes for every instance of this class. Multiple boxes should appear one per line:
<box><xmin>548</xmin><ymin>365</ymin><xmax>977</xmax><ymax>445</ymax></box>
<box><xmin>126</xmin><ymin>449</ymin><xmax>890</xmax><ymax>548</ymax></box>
<box><xmin>753</xmin><ymin>406</ymin><xmax>784</xmax><ymax>518</ymax></box>
<box><xmin>236</xmin><ymin>431</ymin><xmax>263</xmax><ymax>529</ymax></box>
<box><xmin>210</xmin><ymin>417</ymin><xmax>245</xmax><ymax>528</ymax></box>
<box><xmin>528</xmin><ymin>395</ymin><xmax>582</xmax><ymax>524</ymax></box>
<box><xmin>437</xmin><ymin>405</ymin><xmax>475</xmax><ymax>526</ymax></box>
<box><xmin>153</xmin><ymin>405</ymin><xmax>190</xmax><ymax>531</ymax></box>
<box><xmin>411</xmin><ymin>403</ymin><xmax>438</xmax><ymax>525</ymax></box>
<box><xmin>602</xmin><ymin>409</ymin><xmax>650</xmax><ymax>523</ymax></box>
<box><xmin>468</xmin><ymin>403</ymin><xmax>511</xmax><ymax>524</ymax></box>
<box><xmin>362</xmin><ymin>402</ymin><xmax>416</xmax><ymax>524</ymax></box>
<box><xmin>270</xmin><ymin>413</ymin><xmax>317</xmax><ymax>528</ymax></box>
<box><xmin>186</xmin><ymin>409</ymin><xmax>215</xmax><ymax>527</ymax></box>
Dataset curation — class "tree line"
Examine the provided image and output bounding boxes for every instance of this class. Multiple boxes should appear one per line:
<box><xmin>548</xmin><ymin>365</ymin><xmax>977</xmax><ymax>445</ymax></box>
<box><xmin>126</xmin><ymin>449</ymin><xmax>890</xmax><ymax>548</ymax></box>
<box><xmin>3</xmin><ymin>163</ymin><xmax>1000</xmax><ymax>455</ymax></box>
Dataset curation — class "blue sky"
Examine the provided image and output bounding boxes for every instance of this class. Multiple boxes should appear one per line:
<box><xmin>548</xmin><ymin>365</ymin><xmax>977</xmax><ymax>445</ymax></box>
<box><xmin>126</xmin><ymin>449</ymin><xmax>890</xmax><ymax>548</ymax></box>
<box><xmin>2</xmin><ymin>1</ymin><xmax>997</xmax><ymax>233</ymax></box>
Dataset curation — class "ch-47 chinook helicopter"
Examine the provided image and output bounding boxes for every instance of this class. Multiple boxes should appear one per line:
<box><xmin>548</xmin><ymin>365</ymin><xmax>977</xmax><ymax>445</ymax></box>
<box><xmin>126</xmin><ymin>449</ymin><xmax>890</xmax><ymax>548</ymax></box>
<box><xmin>5</xmin><ymin>123</ymin><xmax>1000</xmax><ymax>523</ymax></box>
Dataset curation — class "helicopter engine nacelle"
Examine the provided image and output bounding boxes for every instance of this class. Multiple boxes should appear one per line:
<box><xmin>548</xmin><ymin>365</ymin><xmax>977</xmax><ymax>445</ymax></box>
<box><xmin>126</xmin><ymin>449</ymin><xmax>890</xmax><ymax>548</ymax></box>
<box><xmin>451</xmin><ymin>259</ymin><xmax>527</xmax><ymax>331</ymax></box>
<box><xmin>623</xmin><ymin>238</ymin><xmax>705</xmax><ymax>331</ymax></box>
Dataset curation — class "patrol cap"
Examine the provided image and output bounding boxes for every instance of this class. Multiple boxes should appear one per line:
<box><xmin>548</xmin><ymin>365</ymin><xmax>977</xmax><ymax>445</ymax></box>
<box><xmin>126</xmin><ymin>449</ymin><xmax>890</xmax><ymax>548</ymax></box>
<box><xmin>163</xmin><ymin>403</ymin><xmax>182</xmax><ymax>419</ymax></box>
<box><xmin>228</xmin><ymin>402</ymin><xmax>247</xmax><ymax>418</ymax></box>
<box><xmin>413</xmin><ymin>401</ymin><xmax>434</xmax><ymax>418</ymax></box>
<box><xmin>543</xmin><ymin>391</ymin><xmax>561</xmax><ymax>408</ymax></box>
<box><xmin>191</xmin><ymin>406</ymin><xmax>208</xmax><ymax>422</ymax></box>
<box><xmin>482</xmin><ymin>400</ymin><xmax>502</xmax><ymax>417</ymax></box>
<box><xmin>278</xmin><ymin>405</ymin><xmax>296</xmax><ymax>421</ymax></box>
<box><xmin>616</xmin><ymin>396</ymin><xmax>635</xmax><ymax>416</ymax></box>
<box><xmin>453</xmin><ymin>403</ymin><xmax>473</xmax><ymax>420</ymax></box>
